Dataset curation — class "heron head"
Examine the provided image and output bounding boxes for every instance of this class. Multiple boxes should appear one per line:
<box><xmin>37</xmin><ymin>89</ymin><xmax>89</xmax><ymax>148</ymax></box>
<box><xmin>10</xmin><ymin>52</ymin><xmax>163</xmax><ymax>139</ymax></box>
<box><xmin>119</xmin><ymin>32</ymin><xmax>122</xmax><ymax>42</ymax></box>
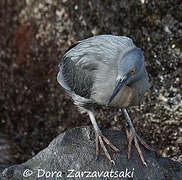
<box><xmin>107</xmin><ymin>47</ymin><xmax>145</xmax><ymax>105</ymax></box>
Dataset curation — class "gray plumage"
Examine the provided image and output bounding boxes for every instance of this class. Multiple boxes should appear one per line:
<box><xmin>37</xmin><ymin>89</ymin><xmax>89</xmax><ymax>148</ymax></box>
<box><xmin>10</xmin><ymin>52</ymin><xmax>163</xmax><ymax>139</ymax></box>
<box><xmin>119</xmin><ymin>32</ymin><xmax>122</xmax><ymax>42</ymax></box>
<box><xmin>57</xmin><ymin>35</ymin><xmax>153</xmax><ymax>165</ymax></box>
<box><xmin>57</xmin><ymin>35</ymin><xmax>149</xmax><ymax>110</ymax></box>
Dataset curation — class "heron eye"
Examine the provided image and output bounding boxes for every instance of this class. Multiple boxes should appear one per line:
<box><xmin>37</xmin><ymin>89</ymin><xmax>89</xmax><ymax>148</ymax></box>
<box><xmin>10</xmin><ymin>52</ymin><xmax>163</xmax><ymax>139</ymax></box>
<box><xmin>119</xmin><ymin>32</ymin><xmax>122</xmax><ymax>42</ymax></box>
<box><xmin>130</xmin><ymin>68</ymin><xmax>135</xmax><ymax>75</ymax></box>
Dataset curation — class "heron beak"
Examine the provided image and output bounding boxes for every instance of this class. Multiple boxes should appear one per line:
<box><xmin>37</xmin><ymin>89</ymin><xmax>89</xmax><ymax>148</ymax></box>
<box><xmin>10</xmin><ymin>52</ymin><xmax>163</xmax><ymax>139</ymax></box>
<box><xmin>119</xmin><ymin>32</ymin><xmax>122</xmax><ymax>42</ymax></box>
<box><xmin>107</xmin><ymin>75</ymin><xmax>129</xmax><ymax>105</ymax></box>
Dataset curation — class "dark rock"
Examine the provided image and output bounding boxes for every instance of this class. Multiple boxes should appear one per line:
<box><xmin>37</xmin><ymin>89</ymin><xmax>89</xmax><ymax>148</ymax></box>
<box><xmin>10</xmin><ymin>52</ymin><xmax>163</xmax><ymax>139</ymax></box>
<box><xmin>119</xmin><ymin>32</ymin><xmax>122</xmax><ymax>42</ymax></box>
<box><xmin>1</xmin><ymin>126</ymin><xmax>182</xmax><ymax>180</ymax></box>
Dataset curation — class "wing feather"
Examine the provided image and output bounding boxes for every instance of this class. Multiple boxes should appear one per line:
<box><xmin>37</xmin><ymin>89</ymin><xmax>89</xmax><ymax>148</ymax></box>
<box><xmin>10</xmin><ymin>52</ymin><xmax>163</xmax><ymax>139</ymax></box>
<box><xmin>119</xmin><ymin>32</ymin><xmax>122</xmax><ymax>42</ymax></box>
<box><xmin>57</xmin><ymin>35</ymin><xmax>135</xmax><ymax>98</ymax></box>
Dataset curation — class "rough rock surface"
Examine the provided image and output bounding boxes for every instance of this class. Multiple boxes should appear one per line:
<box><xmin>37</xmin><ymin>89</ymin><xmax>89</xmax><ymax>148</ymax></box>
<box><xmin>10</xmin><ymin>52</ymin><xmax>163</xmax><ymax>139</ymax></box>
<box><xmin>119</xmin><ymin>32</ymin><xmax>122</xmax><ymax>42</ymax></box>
<box><xmin>1</xmin><ymin>127</ymin><xmax>182</xmax><ymax>180</ymax></box>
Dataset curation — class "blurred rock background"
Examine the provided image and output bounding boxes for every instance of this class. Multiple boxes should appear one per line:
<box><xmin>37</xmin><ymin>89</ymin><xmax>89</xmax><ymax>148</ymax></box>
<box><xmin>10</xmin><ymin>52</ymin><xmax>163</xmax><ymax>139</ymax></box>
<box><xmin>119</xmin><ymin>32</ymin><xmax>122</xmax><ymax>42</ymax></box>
<box><xmin>0</xmin><ymin>0</ymin><xmax>181</xmax><ymax>171</ymax></box>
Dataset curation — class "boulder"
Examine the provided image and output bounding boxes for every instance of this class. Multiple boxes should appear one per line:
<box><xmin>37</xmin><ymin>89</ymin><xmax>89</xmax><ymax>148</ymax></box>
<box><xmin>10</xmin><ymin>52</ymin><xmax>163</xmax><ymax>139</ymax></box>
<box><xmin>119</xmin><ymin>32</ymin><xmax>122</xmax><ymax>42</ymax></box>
<box><xmin>1</xmin><ymin>126</ymin><xmax>182</xmax><ymax>180</ymax></box>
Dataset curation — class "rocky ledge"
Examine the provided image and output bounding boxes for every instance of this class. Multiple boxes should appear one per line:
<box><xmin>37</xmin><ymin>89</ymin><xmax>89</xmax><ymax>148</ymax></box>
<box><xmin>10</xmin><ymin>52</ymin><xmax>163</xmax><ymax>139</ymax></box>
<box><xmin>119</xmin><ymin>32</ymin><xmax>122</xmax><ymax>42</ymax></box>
<box><xmin>1</xmin><ymin>126</ymin><xmax>182</xmax><ymax>180</ymax></box>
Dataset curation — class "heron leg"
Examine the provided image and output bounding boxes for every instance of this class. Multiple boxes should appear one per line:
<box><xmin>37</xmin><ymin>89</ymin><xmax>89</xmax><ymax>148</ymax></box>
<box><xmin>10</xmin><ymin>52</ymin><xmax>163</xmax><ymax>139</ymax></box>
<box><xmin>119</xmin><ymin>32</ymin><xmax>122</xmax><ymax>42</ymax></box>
<box><xmin>122</xmin><ymin>108</ymin><xmax>155</xmax><ymax>166</ymax></box>
<box><xmin>88</xmin><ymin>111</ymin><xmax>119</xmax><ymax>165</ymax></box>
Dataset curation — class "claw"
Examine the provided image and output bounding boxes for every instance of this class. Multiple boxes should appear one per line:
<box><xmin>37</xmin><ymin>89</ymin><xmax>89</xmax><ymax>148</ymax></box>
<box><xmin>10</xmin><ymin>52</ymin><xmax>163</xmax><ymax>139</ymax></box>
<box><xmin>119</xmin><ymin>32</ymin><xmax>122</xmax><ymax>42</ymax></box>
<box><xmin>95</xmin><ymin>131</ymin><xmax>119</xmax><ymax>164</ymax></box>
<box><xmin>134</xmin><ymin>136</ymin><xmax>147</xmax><ymax>166</ymax></box>
<box><xmin>136</xmin><ymin>134</ymin><xmax>155</xmax><ymax>152</ymax></box>
<box><xmin>126</xmin><ymin>129</ymin><xmax>155</xmax><ymax>166</ymax></box>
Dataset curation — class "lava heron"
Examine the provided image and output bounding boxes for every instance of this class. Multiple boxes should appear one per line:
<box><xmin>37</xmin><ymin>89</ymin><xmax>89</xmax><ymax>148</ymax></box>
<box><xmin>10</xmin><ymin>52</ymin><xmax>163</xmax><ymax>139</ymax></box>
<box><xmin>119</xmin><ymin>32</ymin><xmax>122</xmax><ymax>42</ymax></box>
<box><xmin>57</xmin><ymin>35</ymin><xmax>154</xmax><ymax>165</ymax></box>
